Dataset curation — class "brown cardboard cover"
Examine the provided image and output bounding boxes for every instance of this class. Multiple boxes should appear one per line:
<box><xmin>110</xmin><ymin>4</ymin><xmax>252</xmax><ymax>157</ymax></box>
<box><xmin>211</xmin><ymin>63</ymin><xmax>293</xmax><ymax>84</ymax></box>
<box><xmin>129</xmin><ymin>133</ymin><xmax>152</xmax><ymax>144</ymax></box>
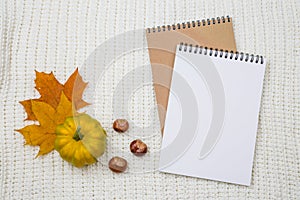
<box><xmin>146</xmin><ymin>17</ymin><xmax>236</xmax><ymax>133</ymax></box>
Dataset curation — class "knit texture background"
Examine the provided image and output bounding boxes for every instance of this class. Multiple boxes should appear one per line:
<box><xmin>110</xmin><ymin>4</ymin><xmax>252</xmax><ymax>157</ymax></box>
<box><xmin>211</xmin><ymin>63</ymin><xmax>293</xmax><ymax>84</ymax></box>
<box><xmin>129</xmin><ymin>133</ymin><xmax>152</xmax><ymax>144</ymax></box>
<box><xmin>1</xmin><ymin>0</ymin><xmax>299</xmax><ymax>199</ymax></box>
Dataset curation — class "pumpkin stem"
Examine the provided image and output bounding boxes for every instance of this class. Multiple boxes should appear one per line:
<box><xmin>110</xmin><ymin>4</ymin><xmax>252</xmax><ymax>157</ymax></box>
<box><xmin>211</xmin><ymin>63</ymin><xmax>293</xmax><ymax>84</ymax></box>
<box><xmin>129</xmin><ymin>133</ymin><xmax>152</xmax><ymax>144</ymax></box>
<box><xmin>73</xmin><ymin>126</ymin><xmax>84</xmax><ymax>141</ymax></box>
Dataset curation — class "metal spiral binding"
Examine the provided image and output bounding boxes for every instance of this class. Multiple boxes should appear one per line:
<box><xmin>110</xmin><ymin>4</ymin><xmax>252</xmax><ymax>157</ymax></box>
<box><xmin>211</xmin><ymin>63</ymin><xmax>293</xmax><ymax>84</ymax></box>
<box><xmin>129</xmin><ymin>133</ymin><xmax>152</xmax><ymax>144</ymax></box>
<box><xmin>178</xmin><ymin>43</ymin><xmax>264</xmax><ymax>64</ymax></box>
<box><xmin>147</xmin><ymin>16</ymin><xmax>231</xmax><ymax>33</ymax></box>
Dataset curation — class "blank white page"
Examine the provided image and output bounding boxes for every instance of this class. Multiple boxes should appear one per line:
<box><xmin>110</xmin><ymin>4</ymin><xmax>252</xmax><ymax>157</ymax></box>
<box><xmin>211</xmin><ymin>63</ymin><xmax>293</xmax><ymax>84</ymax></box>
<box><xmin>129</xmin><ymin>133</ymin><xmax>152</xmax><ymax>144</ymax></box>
<box><xmin>159</xmin><ymin>45</ymin><xmax>266</xmax><ymax>186</ymax></box>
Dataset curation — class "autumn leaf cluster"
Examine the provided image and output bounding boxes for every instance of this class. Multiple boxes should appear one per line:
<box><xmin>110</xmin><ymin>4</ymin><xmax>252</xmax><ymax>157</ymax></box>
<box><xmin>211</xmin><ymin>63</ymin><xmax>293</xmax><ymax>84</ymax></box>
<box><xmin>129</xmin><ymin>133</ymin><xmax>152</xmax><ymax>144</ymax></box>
<box><xmin>17</xmin><ymin>69</ymin><xmax>89</xmax><ymax>157</ymax></box>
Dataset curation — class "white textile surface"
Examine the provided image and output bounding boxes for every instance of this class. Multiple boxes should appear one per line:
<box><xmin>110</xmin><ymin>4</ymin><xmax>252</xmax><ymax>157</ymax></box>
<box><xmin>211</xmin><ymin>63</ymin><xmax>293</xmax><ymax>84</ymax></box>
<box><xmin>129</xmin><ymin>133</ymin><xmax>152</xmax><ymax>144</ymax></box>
<box><xmin>0</xmin><ymin>0</ymin><xmax>299</xmax><ymax>199</ymax></box>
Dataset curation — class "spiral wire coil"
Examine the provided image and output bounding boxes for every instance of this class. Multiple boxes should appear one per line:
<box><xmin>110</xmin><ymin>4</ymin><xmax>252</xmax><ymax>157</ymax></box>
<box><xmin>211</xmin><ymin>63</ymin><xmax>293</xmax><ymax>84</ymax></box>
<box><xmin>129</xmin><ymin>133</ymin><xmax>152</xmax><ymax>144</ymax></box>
<box><xmin>178</xmin><ymin>43</ymin><xmax>264</xmax><ymax>64</ymax></box>
<box><xmin>147</xmin><ymin>16</ymin><xmax>231</xmax><ymax>33</ymax></box>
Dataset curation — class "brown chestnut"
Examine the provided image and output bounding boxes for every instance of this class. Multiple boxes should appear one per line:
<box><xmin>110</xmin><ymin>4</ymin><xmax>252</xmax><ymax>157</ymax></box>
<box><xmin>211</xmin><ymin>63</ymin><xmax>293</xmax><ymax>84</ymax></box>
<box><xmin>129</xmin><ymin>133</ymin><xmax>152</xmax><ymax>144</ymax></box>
<box><xmin>130</xmin><ymin>139</ymin><xmax>148</xmax><ymax>156</ymax></box>
<box><xmin>113</xmin><ymin>119</ymin><xmax>129</xmax><ymax>133</ymax></box>
<box><xmin>108</xmin><ymin>156</ymin><xmax>127</xmax><ymax>173</ymax></box>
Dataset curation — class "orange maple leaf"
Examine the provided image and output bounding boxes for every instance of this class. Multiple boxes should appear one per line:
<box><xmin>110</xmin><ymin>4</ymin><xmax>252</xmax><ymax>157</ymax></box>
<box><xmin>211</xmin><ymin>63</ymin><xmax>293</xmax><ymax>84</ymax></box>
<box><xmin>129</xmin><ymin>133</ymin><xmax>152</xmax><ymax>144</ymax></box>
<box><xmin>64</xmin><ymin>68</ymin><xmax>89</xmax><ymax>110</ymax></box>
<box><xmin>17</xmin><ymin>92</ymin><xmax>74</xmax><ymax>157</ymax></box>
<box><xmin>20</xmin><ymin>68</ymin><xmax>89</xmax><ymax>120</ymax></box>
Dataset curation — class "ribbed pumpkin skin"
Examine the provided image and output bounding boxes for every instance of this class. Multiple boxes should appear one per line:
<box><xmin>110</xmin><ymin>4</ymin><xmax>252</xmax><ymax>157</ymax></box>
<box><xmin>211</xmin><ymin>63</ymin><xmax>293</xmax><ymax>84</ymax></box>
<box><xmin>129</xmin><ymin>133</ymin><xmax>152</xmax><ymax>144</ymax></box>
<box><xmin>55</xmin><ymin>114</ymin><xmax>107</xmax><ymax>167</ymax></box>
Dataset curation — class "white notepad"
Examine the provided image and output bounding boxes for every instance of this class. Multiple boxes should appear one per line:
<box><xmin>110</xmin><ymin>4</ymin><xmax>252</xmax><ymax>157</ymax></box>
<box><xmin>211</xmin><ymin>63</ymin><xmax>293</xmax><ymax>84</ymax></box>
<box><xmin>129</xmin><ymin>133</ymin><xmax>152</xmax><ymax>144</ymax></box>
<box><xmin>159</xmin><ymin>44</ymin><xmax>266</xmax><ymax>186</ymax></box>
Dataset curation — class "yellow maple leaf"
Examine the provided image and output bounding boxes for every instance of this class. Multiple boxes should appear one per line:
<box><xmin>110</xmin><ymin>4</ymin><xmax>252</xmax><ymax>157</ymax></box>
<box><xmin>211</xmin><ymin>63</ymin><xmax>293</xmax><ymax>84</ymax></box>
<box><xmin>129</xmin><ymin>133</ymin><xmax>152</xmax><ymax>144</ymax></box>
<box><xmin>17</xmin><ymin>92</ymin><xmax>74</xmax><ymax>157</ymax></box>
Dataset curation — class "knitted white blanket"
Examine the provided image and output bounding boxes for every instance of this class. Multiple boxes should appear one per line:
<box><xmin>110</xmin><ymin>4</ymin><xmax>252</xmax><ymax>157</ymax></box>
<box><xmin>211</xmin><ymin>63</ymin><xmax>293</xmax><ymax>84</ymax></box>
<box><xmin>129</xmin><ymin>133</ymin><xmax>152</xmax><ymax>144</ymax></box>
<box><xmin>1</xmin><ymin>0</ymin><xmax>299</xmax><ymax>199</ymax></box>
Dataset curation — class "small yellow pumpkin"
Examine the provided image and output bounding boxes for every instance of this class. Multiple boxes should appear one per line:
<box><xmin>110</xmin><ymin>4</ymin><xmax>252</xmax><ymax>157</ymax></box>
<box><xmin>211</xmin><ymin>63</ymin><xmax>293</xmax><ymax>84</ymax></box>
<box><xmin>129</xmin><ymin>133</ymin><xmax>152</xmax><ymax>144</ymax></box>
<box><xmin>55</xmin><ymin>114</ymin><xmax>107</xmax><ymax>167</ymax></box>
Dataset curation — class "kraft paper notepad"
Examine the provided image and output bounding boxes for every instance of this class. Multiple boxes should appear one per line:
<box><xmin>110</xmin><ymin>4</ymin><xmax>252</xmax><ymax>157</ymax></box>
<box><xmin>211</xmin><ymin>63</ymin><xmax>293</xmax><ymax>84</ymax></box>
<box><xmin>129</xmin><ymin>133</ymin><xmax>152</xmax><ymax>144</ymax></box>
<box><xmin>146</xmin><ymin>16</ymin><xmax>236</xmax><ymax>131</ymax></box>
<box><xmin>159</xmin><ymin>44</ymin><xmax>266</xmax><ymax>186</ymax></box>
